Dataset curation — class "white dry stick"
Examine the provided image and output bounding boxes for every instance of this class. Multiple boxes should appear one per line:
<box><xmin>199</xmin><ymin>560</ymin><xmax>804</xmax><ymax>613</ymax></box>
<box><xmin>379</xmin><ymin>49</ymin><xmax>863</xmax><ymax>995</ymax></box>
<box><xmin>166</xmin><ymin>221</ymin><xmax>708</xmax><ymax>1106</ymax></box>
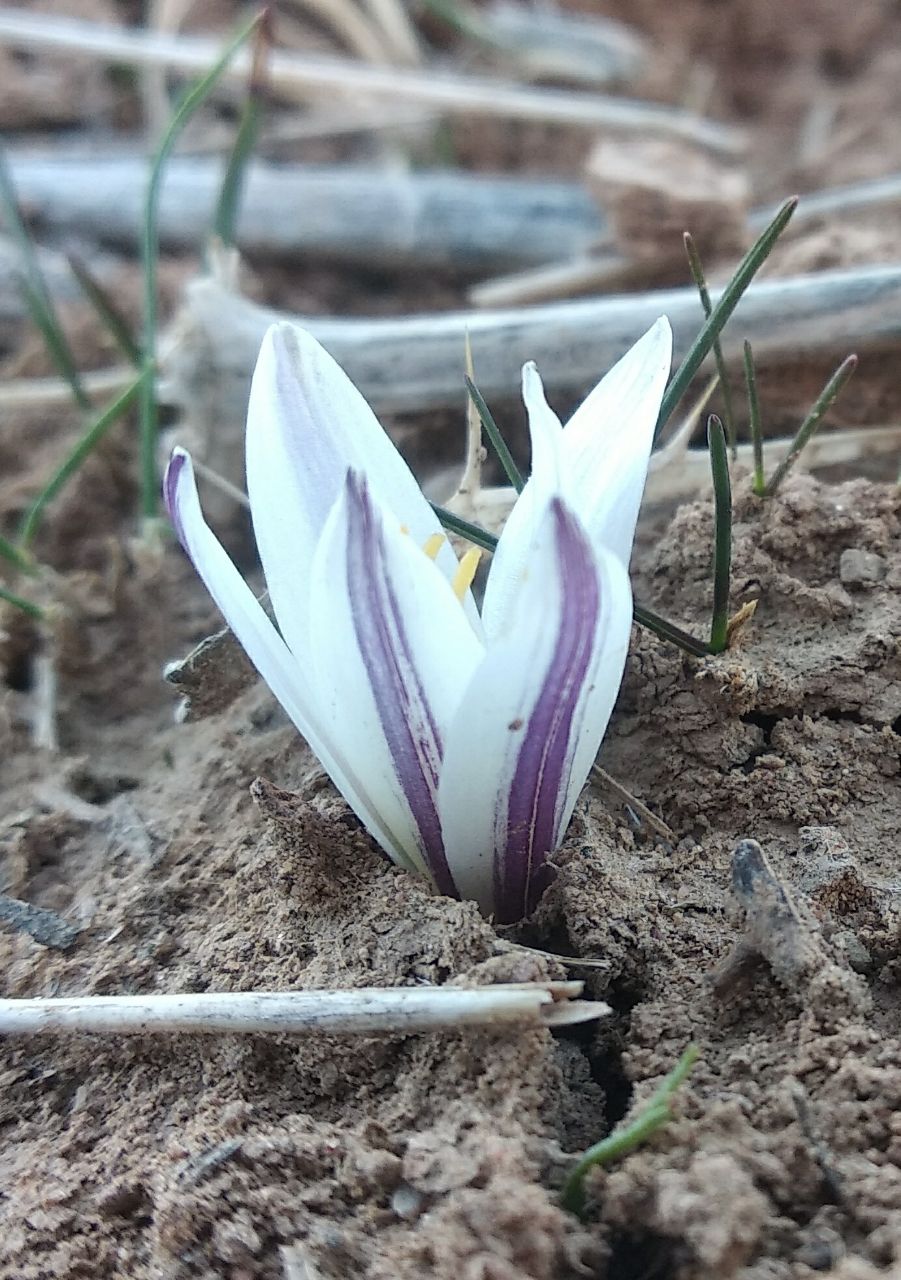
<box><xmin>0</xmin><ymin>984</ymin><xmax>612</xmax><ymax>1037</ymax></box>
<box><xmin>458</xmin><ymin>423</ymin><xmax>901</xmax><ymax>530</ymax></box>
<box><xmin>166</xmin><ymin>265</ymin><xmax>901</xmax><ymax>417</ymax></box>
<box><xmin>0</xmin><ymin>367</ymin><xmax>135</xmax><ymax>412</ymax></box>
<box><xmin>360</xmin><ymin>0</ymin><xmax>422</xmax><ymax>65</ymax></box>
<box><xmin>282</xmin><ymin>0</ymin><xmax>394</xmax><ymax>65</ymax></box>
<box><xmin>0</xmin><ymin>9</ymin><xmax>744</xmax><ymax>154</ymax></box>
<box><xmin>30</xmin><ymin>646</ymin><xmax>58</xmax><ymax>753</ymax></box>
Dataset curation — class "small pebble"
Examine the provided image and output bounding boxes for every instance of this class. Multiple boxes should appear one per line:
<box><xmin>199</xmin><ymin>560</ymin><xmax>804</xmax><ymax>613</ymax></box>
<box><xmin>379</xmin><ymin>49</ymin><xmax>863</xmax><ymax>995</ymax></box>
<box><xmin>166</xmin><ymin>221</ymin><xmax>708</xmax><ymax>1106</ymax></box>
<box><xmin>839</xmin><ymin>548</ymin><xmax>887</xmax><ymax>588</ymax></box>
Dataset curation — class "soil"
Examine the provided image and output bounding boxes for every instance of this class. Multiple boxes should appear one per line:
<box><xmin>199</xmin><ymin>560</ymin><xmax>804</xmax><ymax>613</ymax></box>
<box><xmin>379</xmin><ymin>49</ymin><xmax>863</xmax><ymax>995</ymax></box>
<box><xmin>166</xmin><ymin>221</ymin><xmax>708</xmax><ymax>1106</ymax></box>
<box><xmin>2</xmin><ymin>0</ymin><xmax>901</xmax><ymax>1278</ymax></box>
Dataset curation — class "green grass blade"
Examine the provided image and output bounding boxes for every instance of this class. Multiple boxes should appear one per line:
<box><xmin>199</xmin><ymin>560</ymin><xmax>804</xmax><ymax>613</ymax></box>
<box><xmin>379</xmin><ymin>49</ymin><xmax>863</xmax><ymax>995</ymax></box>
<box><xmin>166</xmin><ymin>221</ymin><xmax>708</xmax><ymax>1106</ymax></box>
<box><xmin>764</xmin><ymin>353</ymin><xmax>858</xmax><ymax>498</ymax></box>
<box><xmin>632</xmin><ymin>603</ymin><xmax>710</xmax><ymax>658</ymax></box>
<box><xmin>67</xmin><ymin>251</ymin><xmax>141</xmax><ymax>367</ymax></box>
<box><xmin>140</xmin><ymin>11</ymin><xmax>264</xmax><ymax>522</ymax></box>
<box><xmin>19</xmin><ymin>370</ymin><xmax>150</xmax><ymax>548</ymax></box>
<box><xmin>562</xmin><ymin>1045</ymin><xmax>699</xmax><ymax>1217</ymax></box>
<box><xmin>432</xmin><ymin>505</ymin><xmax>711</xmax><ymax>657</ymax></box>
<box><xmin>432</xmin><ymin>503</ymin><xmax>499</xmax><ymax>552</ymax></box>
<box><xmin>657</xmin><ymin>197</ymin><xmax>797</xmax><ymax>435</ymax></box>
<box><xmin>683</xmin><ymin>232</ymin><xmax>737</xmax><ymax>456</ymax></box>
<box><xmin>707</xmin><ymin>415</ymin><xmax>732</xmax><ymax>653</ymax></box>
<box><xmin>0</xmin><ymin>533</ymin><xmax>36</xmax><ymax>575</ymax></box>
<box><xmin>0</xmin><ymin>584</ymin><xmax>43</xmax><ymax>620</ymax></box>
<box><xmin>464</xmin><ymin>374</ymin><xmax>525</xmax><ymax>494</ymax></box>
<box><xmin>0</xmin><ymin>145</ymin><xmax>91</xmax><ymax>413</ymax></box>
<box><xmin>213</xmin><ymin>13</ymin><xmax>271</xmax><ymax>246</ymax></box>
<box><xmin>743</xmin><ymin>340</ymin><xmax>765</xmax><ymax>496</ymax></box>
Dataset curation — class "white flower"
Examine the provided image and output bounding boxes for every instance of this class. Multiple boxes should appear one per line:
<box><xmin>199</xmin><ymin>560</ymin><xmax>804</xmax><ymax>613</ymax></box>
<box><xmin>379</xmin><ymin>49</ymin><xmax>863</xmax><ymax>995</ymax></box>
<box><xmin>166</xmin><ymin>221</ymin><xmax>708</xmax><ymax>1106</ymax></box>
<box><xmin>165</xmin><ymin>318</ymin><xmax>672</xmax><ymax>922</ymax></box>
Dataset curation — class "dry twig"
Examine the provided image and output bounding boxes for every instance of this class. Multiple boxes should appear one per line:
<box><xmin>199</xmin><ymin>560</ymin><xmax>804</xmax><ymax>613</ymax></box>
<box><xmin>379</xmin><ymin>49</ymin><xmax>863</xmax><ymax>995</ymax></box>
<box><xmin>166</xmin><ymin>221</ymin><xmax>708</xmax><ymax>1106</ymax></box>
<box><xmin>0</xmin><ymin>9</ymin><xmax>744</xmax><ymax>153</ymax></box>
<box><xmin>0</xmin><ymin>983</ymin><xmax>611</xmax><ymax>1036</ymax></box>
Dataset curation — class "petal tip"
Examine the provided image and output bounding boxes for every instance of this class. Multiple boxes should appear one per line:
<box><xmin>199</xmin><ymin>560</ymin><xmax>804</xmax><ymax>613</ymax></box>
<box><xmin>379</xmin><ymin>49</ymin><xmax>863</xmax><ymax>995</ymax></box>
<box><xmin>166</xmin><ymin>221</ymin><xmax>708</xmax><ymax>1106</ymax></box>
<box><xmin>163</xmin><ymin>448</ymin><xmax>190</xmax><ymax>543</ymax></box>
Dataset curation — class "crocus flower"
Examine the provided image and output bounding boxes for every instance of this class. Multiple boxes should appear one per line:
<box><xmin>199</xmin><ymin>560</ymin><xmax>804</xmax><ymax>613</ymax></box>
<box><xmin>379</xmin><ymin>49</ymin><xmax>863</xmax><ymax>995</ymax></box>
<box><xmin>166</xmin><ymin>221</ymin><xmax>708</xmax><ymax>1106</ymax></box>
<box><xmin>165</xmin><ymin>318</ymin><xmax>672</xmax><ymax>923</ymax></box>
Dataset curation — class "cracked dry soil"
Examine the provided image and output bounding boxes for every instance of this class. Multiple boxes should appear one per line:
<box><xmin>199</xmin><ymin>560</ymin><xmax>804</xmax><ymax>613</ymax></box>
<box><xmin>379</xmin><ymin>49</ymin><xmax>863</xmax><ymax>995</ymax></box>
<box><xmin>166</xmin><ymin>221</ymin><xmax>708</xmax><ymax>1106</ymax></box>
<box><xmin>0</xmin><ymin>470</ymin><xmax>899</xmax><ymax>1279</ymax></box>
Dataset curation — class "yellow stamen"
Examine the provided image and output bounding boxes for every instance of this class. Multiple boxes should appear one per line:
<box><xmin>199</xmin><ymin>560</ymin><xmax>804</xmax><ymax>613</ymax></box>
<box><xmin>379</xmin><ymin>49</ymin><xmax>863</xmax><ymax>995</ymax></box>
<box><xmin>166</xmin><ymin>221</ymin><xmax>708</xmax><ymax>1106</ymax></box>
<box><xmin>422</xmin><ymin>533</ymin><xmax>445</xmax><ymax>561</ymax></box>
<box><xmin>452</xmin><ymin>547</ymin><xmax>481</xmax><ymax>601</ymax></box>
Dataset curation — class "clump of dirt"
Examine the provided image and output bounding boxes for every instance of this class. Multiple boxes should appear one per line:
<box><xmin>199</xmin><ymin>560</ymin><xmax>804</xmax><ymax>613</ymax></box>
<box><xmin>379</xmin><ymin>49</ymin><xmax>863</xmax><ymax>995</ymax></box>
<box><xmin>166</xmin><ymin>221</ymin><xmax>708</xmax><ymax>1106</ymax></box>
<box><xmin>1</xmin><ymin>472</ymin><xmax>899</xmax><ymax>1278</ymax></box>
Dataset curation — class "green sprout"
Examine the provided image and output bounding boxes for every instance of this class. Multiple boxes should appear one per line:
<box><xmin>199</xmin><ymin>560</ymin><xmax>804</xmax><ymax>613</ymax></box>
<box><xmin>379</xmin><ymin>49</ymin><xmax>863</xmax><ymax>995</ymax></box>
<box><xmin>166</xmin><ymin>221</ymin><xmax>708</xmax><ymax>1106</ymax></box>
<box><xmin>139</xmin><ymin>10</ymin><xmax>265</xmax><ymax>524</ymax></box>
<box><xmin>684</xmin><ymin>231</ymin><xmax>737</xmax><ymax>455</ymax></box>
<box><xmin>742</xmin><ymin>347</ymin><xmax>857</xmax><ymax>499</ymax></box>
<box><xmin>562</xmin><ymin>1044</ymin><xmax>699</xmax><ymax>1217</ymax></box>
<box><xmin>656</xmin><ymin>198</ymin><xmax>797</xmax><ymax>437</ymax></box>
<box><xmin>763</xmin><ymin>354</ymin><xmax>858</xmax><ymax>497</ymax></box>
<box><xmin>743</xmin><ymin>340</ymin><xmax>765</xmax><ymax>496</ymax></box>
<box><xmin>213</xmin><ymin>11</ymin><xmax>272</xmax><ymax>249</ymax></box>
<box><xmin>707</xmin><ymin>415</ymin><xmax>732</xmax><ymax>654</ymax></box>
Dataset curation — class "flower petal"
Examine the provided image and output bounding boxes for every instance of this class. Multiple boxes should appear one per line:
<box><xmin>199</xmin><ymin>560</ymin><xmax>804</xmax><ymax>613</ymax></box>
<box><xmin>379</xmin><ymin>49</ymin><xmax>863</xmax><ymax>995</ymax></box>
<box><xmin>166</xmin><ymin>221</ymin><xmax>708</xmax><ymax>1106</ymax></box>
<box><xmin>438</xmin><ymin>497</ymin><xmax>632</xmax><ymax>923</ymax></box>
<box><xmin>164</xmin><ymin>448</ymin><xmax>417</xmax><ymax>868</ymax></box>
<box><xmin>309</xmin><ymin>470</ymin><xmax>484</xmax><ymax>894</ymax></box>
<box><xmin>245</xmin><ymin>323</ymin><xmax>473</xmax><ymax>664</ymax></box>
<box><xmin>562</xmin><ymin>316</ymin><xmax>672</xmax><ymax>566</ymax></box>
<box><xmin>479</xmin><ymin>360</ymin><xmax>567</xmax><ymax>641</ymax></box>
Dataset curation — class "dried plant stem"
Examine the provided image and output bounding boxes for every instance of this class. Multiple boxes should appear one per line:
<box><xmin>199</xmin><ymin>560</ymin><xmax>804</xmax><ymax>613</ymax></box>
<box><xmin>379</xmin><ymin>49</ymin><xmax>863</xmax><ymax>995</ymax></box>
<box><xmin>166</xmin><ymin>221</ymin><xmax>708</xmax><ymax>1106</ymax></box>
<box><xmin>170</xmin><ymin>256</ymin><xmax>901</xmax><ymax>420</ymax></box>
<box><xmin>468</xmin><ymin>422</ymin><xmax>901</xmax><ymax>519</ymax></box>
<box><xmin>590</xmin><ymin>766</ymin><xmax>674</xmax><ymax>841</ymax></box>
<box><xmin>0</xmin><ymin>367</ymin><xmax>134</xmax><ymax>411</ymax></box>
<box><xmin>2</xmin><ymin>153</ymin><xmax>601</xmax><ymax>273</ymax></box>
<box><xmin>30</xmin><ymin>645</ymin><xmax>58</xmax><ymax>752</ymax></box>
<box><xmin>0</xmin><ymin>984</ymin><xmax>610</xmax><ymax>1037</ymax></box>
<box><xmin>0</xmin><ymin>9</ymin><xmax>744</xmax><ymax>153</ymax></box>
<box><xmin>283</xmin><ymin>0</ymin><xmax>393</xmax><ymax>64</ymax></box>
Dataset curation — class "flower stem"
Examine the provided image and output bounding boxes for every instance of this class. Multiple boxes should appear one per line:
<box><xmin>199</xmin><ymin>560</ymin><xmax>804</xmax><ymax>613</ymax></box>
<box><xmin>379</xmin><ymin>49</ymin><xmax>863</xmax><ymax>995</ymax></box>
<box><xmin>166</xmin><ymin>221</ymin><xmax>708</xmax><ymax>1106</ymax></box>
<box><xmin>707</xmin><ymin>415</ymin><xmax>732</xmax><ymax>653</ymax></box>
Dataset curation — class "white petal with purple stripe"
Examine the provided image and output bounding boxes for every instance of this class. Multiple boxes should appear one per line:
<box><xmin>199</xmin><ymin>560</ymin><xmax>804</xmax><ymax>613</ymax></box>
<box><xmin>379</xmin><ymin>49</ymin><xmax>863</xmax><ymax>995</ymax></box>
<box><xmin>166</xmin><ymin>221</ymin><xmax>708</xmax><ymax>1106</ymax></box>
<box><xmin>309</xmin><ymin>470</ymin><xmax>483</xmax><ymax>893</ymax></box>
<box><xmin>438</xmin><ymin>496</ymin><xmax>631</xmax><ymax>923</ymax></box>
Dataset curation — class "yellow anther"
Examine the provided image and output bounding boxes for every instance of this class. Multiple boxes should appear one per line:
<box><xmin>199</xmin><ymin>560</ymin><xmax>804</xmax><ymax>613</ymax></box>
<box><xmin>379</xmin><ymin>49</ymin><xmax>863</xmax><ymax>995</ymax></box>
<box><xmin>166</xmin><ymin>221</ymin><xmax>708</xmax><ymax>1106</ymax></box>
<box><xmin>452</xmin><ymin>547</ymin><xmax>482</xmax><ymax>602</ymax></box>
<box><xmin>422</xmin><ymin>533</ymin><xmax>446</xmax><ymax>561</ymax></box>
<box><xmin>399</xmin><ymin>523</ymin><xmax>410</xmax><ymax>536</ymax></box>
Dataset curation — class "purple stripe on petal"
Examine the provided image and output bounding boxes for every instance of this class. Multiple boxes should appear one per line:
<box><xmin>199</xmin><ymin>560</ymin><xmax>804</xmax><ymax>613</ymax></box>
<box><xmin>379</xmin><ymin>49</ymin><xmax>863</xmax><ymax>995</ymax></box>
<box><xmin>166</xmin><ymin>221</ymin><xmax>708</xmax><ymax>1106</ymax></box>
<box><xmin>164</xmin><ymin>450</ymin><xmax>188</xmax><ymax>549</ymax></box>
<box><xmin>344</xmin><ymin>471</ymin><xmax>458</xmax><ymax>897</ymax></box>
<box><xmin>494</xmin><ymin>500</ymin><xmax>600</xmax><ymax>924</ymax></box>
